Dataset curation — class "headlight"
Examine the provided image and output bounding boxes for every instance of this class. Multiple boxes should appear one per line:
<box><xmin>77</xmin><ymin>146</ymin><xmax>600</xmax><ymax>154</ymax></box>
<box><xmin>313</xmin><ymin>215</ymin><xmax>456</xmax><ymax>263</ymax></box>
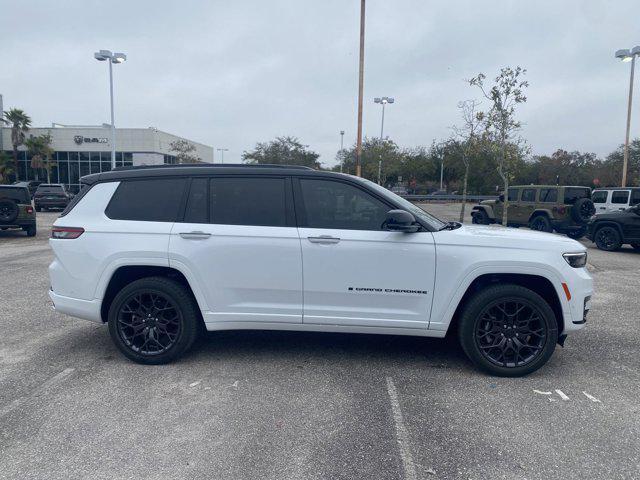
<box><xmin>563</xmin><ymin>252</ymin><xmax>587</xmax><ymax>268</ymax></box>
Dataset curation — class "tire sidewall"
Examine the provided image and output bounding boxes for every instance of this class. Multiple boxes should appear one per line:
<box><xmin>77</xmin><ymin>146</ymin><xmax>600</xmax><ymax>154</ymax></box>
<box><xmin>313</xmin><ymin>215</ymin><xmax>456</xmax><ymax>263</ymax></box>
<box><xmin>458</xmin><ymin>285</ymin><xmax>558</xmax><ymax>377</ymax></box>
<box><xmin>595</xmin><ymin>226</ymin><xmax>621</xmax><ymax>251</ymax></box>
<box><xmin>107</xmin><ymin>277</ymin><xmax>200</xmax><ymax>364</ymax></box>
<box><xmin>530</xmin><ymin>215</ymin><xmax>551</xmax><ymax>232</ymax></box>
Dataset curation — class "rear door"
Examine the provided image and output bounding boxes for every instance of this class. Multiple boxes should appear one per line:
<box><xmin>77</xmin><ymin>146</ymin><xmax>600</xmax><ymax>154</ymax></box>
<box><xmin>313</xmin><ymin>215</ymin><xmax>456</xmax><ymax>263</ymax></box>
<box><xmin>168</xmin><ymin>176</ymin><xmax>303</xmax><ymax>325</ymax></box>
<box><xmin>592</xmin><ymin>190</ymin><xmax>609</xmax><ymax>214</ymax></box>
<box><xmin>609</xmin><ymin>190</ymin><xmax>630</xmax><ymax>212</ymax></box>
<box><xmin>294</xmin><ymin>177</ymin><xmax>435</xmax><ymax>329</ymax></box>
<box><xmin>517</xmin><ymin>188</ymin><xmax>537</xmax><ymax>224</ymax></box>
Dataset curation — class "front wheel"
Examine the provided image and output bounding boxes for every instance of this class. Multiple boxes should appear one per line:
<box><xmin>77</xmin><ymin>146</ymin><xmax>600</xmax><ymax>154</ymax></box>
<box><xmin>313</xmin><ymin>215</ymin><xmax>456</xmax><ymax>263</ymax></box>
<box><xmin>594</xmin><ymin>226</ymin><xmax>621</xmax><ymax>251</ymax></box>
<box><xmin>529</xmin><ymin>215</ymin><xmax>552</xmax><ymax>233</ymax></box>
<box><xmin>458</xmin><ymin>284</ymin><xmax>558</xmax><ymax>377</ymax></box>
<box><xmin>108</xmin><ymin>276</ymin><xmax>201</xmax><ymax>364</ymax></box>
<box><xmin>472</xmin><ymin>210</ymin><xmax>490</xmax><ymax>225</ymax></box>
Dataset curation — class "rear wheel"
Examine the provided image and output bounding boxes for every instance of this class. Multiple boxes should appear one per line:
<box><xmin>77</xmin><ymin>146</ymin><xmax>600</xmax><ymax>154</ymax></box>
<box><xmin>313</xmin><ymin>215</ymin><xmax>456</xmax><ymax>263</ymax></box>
<box><xmin>472</xmin><ymin>210</ymin><xmax>490</xmax><ymax>225</ymax></box>
<box><xmin>632</xmin><ymin>243</ymin><xmax>640</xmax><ymax>251</ymax></box>
<box><xmin>529</xmin><ymin>215</ymin><xmax>552</xmax><ymax>233</ymax></box>
<box><xmin>108</xmin><ymin>277</ymin><xmax>201</xmax><ymax>364</ymax></box>
<box><xmin>594</xmin><ymin>226</ymin><xmax>621</xmax><ymax>251</ymax></box>
<box><xmin>458</xmin><ymin>284</ymin><xmax>558</xmax><ymax>377</ymax></box>
<box><xmin>24</xmin><ymin>225</ymin><xmax>36</xmax><ymax>237</ymax></box>
<box><xmin>35</xmin><ymin>205</ymin><xmax>42</xmax><ymax>212</ymax></box>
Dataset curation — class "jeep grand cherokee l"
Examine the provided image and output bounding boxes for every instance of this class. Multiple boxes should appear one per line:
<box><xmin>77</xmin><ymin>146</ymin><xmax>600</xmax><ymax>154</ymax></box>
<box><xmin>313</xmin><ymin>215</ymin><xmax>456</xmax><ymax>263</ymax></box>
<box><xmin>48</xmin><ymin>165</ymin><xmax>593</xmax><ymax>376</ymax></box>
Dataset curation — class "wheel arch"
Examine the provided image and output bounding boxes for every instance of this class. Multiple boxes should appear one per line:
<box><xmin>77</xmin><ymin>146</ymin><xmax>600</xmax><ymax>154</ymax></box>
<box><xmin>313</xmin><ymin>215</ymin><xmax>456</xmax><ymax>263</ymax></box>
<box><xmin>592</xmin><ymin>220</ymin><xmax>624</xmax><ymax>238</ymax></box>
<box><xmin>446</xmin><ymin>273</ymin><xmax>565</xmax><ymax>337</ymax></box>
<box><xmin>100</xmin><ymin>265</ymin><xmax>204</xmax><ymax>323</ymax></box>
<box><xmin>471</xmin><ymin>204</ymin><xmax>495</xmax><ymax>219</ymax></box>
<box><xmin>528</xmin><ymin>209</ymin><xmax>553</xmax><ymax>223</ymax></box>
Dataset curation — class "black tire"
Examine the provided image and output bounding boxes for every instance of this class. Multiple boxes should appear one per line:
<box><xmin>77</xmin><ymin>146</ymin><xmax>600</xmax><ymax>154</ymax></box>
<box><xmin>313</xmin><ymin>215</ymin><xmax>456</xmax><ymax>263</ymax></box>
<box><xmin>571</xmin><ymin>198</ymin><xmax>596</xmax><ymax>224</ymax></box>
<box><xmin>632</xmin><ymin>243</ymin><xmax>640</xmax><ymax>251</ymax></box>
<box><xmin>0</xmin><ymin>199</ymin><xmax>19</xmax><ymax>224</ymax></box>
<box><xmin>594</xmin><ymin>226</ymin><xmax>622</xmax><ymax>251</ymax></box>
<box><xmin>566</xmin><ymin>227</ymin><xmax>587</xmax><ymax>240</ymax></box>
<box><xmin>458</xmin><ymin>284</ymin><xmax>558</xmax><ymax>377</ymax></box>
<box><xmin>35</xmin><ymin>205</ymin><xmax>42</xmax><ymax>212</ymax></box>
<box><xmin>25</xmin><ymin>225</ymin><xmax>36</xmax><ymax>237</ymax></box>
<box><xmin>108</xmin><ymin>276</ymin><xmax>201</xmax><ymax>364</ymax></box>
<box><xmin>529</xmin><ymin>215</ymin><xmax>552</xmax><ymax>233</ymax></box>
<box><xmin>472</xmin><ymin>209</ymin><xmax>490</xmax><ymax>225</ymax></box>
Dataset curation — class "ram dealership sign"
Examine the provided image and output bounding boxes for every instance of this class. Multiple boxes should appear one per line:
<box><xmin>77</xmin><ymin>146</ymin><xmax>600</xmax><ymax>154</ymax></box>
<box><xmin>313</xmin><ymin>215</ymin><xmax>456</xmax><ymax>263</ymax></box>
<box><xmin>74</xmin><ymin>135</ymin><xmax>108</xmax><ymax>145</ymax></box>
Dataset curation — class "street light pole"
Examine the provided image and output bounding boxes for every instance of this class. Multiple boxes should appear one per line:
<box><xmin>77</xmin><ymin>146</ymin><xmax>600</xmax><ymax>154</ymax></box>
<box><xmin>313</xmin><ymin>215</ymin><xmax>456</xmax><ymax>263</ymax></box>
<box><xmin>217</xmin><ymin>148</ymin><xmax>229</xmax><ymax>164</ymax></box>
<box><xmin>339</xmin><ymin>130</ymin><xmax>345</xmax><ymax>173</ymax></box>
<box><xmin>374</xmin><ymin>97</ymin><xmax>394</xmax><ymax>185</ymax></box>
<box><xmin>94</xmin><ymin>50</ymin><xmax>127</xmax><ymax>171</ymax></box>
<box><xmin>615</xmin><ymin>46</ymin><xmax>640</xmax><ymax>187</ymax></box>
<box><xmin>355</xmin><ymin>0</ymin><xmax>366</xmax><ymax>177</ymax></box>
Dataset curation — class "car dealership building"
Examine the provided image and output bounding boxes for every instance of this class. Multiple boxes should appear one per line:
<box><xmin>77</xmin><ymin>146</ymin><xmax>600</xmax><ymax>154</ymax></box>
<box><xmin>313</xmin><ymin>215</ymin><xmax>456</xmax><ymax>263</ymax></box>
<box><xmin>0</xmin><ymin>124</ymin><xmax>213</xmax><ymax>192</ymax></box>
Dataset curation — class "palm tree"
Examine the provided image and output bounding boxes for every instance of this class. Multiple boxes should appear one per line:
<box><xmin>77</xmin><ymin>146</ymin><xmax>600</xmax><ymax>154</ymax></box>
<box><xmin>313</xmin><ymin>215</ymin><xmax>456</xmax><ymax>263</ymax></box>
<box><xmin>0</xmin><ymin>152</ymin><xmax>15</xmax><ymax>184</ymax></box>
<box><xmin>25</xmin><ymin>132</ymin><xmax>55</xmax><ymax>182</ymax></box>
<box><xmin>2</xmin><ymin>108</ymin><xmax>32</xmax><ymax>182</ymax></box>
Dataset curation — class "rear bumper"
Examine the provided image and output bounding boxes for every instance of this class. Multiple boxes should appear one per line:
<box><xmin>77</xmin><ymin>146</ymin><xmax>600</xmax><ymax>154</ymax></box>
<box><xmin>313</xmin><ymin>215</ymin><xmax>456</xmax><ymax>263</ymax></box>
<box><xmin>0</xmin><ymin>218</ymin><xmax>35</xmax><ymax>229</ymax></box>
<box><xmin>35</xmin><ymin>200</ymin><xmax>69</xmax><ymax>207</ymax></box>
<box><xmin>48</xmin><ymin>290</ymin><xmax>102</xmax><ymax>323</ymax></box>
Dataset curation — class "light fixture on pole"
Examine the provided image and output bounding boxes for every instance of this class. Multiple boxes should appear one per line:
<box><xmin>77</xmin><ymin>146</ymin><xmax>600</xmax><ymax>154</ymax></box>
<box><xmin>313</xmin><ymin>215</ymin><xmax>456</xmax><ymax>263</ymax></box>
<box><xmin>217</xmin><ymin>148</ymin><xmax>229</xmax><ymax>164</ymax></box>
<box><xmin>94</xmin><ymin>50</ymin><xmax>126</xmax><ymax>171</ymax></box>
<box><xmin>374</xmin><ymin>96</ymin><xmax>394</xmax><ymax>185</ymax></box>
<box><xmin>339</xmin><ymin>130</ymin><xmax>345</xmax><ymax>173</ymax></box>
<box><xmin>615</xmin><ymin>46</ymin><xmax>640</xmax><ymax>187</ymax></box>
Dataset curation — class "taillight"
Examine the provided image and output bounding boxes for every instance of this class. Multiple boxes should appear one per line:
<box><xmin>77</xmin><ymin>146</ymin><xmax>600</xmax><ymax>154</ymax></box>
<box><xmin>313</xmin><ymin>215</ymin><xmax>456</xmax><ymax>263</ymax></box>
<box><xmin>51</xmin><ymin>226</ymin><xmax>84</xmax><ymax>239</ymax></box>
<box><xmin>26</xmin><ymin>206</ymin><xmax>33</xmax><ymax>214</ymax></box>
<box><xmin>558</xmin><ymin>206</ymin><xmax>566</xmax><ymax>215</ymax></box>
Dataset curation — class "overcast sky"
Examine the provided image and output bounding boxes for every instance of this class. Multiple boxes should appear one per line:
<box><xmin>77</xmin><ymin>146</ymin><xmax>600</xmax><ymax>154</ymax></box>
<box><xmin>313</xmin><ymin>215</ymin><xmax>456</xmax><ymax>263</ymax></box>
<box><xmin>2</xmin><ymin>0</ymin><xmax>639</xmax><ymax>166</ymax></box>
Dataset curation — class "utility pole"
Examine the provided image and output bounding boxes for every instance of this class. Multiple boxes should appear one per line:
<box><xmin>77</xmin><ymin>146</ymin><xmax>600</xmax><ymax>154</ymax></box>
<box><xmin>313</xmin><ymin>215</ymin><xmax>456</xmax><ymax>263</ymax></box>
<box><xmin>0</xmin><ymin>94</ymin><xmax>4</xmax><ymax>153</ymax></box>
<box><xmin>374</xmin><ymin>97</ymin><xmax>394</xmax><ymax>185</ymax></box>
<box><xmin>615</xmin><ymin>46</ymin><xmax>640</xmax><ymax>187</ymax></box>
<box><xmin>355</xmin><ymin>0</ymin><xmax>366</xmax><ymax>177</ymax></box>
<box><xmin>339</xmin><ymin>130</ymin><xmax>345</xmax><ymax>173</ymax></box>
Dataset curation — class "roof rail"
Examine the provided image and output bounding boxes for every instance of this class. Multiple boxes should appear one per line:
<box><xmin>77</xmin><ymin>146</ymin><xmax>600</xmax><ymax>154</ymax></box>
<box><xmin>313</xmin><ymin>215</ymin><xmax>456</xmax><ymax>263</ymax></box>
<box><xmin>112</xmin><ymin>163</ymin><xmax>314</xmax><ymax>172</ymax></box>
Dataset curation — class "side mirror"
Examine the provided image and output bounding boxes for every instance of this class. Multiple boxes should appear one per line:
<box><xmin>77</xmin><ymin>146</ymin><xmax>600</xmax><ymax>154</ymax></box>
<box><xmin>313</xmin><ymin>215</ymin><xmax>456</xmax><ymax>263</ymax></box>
<box><xmin>498</xmin><ymin>194</ymin><xmax>505</xmax><ymax>202</ymax></box>
<box><xmin>384</xmin><ymin>209</ymin><xmax>420</xmax><ymax>232</ymax></box>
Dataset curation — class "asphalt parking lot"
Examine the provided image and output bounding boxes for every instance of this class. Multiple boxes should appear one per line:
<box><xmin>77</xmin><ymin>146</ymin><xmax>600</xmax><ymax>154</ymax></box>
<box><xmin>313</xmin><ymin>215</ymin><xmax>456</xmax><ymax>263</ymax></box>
<box><xmin>1</xmin><ymin>207</ymin><xmax>639</xmax><ymax>480</ymax></box>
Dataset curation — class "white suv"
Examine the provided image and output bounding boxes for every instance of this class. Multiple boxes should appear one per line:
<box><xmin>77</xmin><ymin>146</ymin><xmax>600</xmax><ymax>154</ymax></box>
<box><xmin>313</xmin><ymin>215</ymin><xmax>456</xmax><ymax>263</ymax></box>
<box><xmin>48</xmin><ymin>165</ymin><xmax>593</xmax><ymax>376</ymax></box>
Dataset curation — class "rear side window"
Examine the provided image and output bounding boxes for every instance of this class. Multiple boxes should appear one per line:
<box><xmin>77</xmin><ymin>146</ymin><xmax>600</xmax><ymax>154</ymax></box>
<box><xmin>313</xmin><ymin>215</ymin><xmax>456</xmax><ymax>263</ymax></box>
<box><xmin>521</xmin><ymin>189</ymin><xmax>536</xmax><ymax>202</ymax></box>
<box><xmin>106</xmin><ymin>178</ymin><xmax>187</xmax><ymax>222</ymax></box>
<box><xmin>210</xmin><ymin>177</ymin><xmax>287</xmax><ymax>227</ymax></box>
<box><xmin>631</xmin><ymin>190</ymin><xmax>640</xmax><ymax>206</ymax></box>
<box><xmin>591</xmin><ymin>191</ymin><xmax>607</xmax><ymax>204</ymax></box>
<box><xmin>539</xmin><ymin>188</ymin><xmax>558</xmax><ymax>203</ymax></box>
<box><xmin>611</xmin><ymin>190</ymin><xmax>630</xmax><ymax>205</ymax></box>
<box><xmin>564</xmin><ymin>187</ymin><xmax>590</xmax><ymax>204</ymax></box>
<box><xmin>299</xmin><ymin>179</ymin><xmax>390</xmax><ymax>230</ymax></box>
<box><xmin>507</xmin><ymin>188</ymin><xmax>518</xmax><ymax>201</ymax></box>
<box><xmin>183</xmin><ymin>178</ymin><xmax>208</xmax><ymax>223</ymax></box>
<box><xmin>60</xmin><ymin>184</ymin><xmax>92</xmax><ymax>217</ymax></box>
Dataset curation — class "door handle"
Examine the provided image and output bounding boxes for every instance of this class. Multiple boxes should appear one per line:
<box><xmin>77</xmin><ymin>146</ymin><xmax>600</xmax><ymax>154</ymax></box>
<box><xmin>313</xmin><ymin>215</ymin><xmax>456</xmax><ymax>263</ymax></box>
<box><xmin>179</xmin><ymin>231</ymin><xmax>211</xmax><ymax>240</ymax></box>
<box><xmin>307</xmin><ymin>235</ymin><xmax>340</xmax><ymax>244</ymax></box>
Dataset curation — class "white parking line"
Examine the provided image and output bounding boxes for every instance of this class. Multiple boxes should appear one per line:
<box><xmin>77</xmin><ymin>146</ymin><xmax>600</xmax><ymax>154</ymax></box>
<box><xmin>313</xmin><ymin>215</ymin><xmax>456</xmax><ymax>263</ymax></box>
<box><xmin>385</xmin><ymin>376</ymin><xmax>418</xmax><ymax>480</ymax></box>
<box><xmin>582</xmin><ymin>392</ymin><xmax>601</xmax><ymax>403</ymax></box>
<box><xmin>555</xmin><ymin>389</ymin><xmax>570</xmax><ymax>401</ymax></box>
<box><xmin>0</xmin><ymin>367</ymin><xmax>75</xmax><ymax>420</ymax></box>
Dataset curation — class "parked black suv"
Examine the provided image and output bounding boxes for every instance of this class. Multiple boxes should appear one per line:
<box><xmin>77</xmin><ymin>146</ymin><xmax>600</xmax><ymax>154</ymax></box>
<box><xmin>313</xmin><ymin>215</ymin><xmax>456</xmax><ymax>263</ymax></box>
<box><xmin>13</xmin><ymin>180</ymin><xmax>43</xmax><ymax>197</ymax></box>
<box><xmin>587</xmin><ymin>204</ymin><xmax>640</xmax><ymax>251</ymax></box>
<box><xmin>33</xmin><ymin>184</ymin><xmax>73</xmax><ymax>211</ymax></box>
<box><xmin>0</xmin><ymin>185</ymin><xmax>37</xmax><ymax>236</ymax></box>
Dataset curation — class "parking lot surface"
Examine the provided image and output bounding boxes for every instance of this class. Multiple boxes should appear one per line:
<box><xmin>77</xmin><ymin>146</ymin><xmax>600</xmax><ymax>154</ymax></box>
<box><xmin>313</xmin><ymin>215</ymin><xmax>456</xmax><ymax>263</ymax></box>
<box><xmin>1</xmin><ymin>208</ymin><xmax>639</xmax><ymax>480</ymax></box>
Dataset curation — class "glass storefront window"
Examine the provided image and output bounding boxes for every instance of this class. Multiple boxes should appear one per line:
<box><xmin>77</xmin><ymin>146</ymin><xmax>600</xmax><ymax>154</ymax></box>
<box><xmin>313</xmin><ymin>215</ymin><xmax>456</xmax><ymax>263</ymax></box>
<box><xmin>90</xmin><ymin>152</ymin><xmax>101</xmax><ymax>174</ymax></box>
<box><xmin>57</xmin><ymin>152</ymin><xmax>69</xmax><ymax>184</ymax></box>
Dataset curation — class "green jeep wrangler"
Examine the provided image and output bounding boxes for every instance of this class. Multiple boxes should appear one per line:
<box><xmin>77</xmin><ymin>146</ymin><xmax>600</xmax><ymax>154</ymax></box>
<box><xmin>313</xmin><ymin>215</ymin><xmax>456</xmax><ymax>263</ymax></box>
<box><xmin>471</xmin><ymin>185</ymin><xmax>596</xmax><ymax>239</ymax></box>
<box><xmin>0</xmin><ymin>185</ymin><xmax>37</xmax><ymax>237</ymax></box>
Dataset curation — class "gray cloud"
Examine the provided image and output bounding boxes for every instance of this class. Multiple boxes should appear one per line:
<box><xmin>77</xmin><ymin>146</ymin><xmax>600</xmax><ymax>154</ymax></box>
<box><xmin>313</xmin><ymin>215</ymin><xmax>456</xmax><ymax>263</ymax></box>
<box><xmin>1</xmin><ymin>0</ymin><xmax>638</xmax><ymax>166</ymax></box>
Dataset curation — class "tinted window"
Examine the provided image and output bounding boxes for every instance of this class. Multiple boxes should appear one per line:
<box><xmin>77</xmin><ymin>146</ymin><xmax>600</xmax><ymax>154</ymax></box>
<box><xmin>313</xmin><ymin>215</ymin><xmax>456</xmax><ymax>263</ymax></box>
<box><xmin>210</xmin><ymin>177</ymin><xmax>286</xmax><ymax>227</ymax></box>
<box><xmin>106</xmin><ymin>178</ymin><xmax>187</xmax><ymax>222</ymax></box>
<box><xmin>591</xmin><ymin>191</ymin><xmax>607</xmax><ymax>204</ymax></box>
<box><xmin>611</xmin><ymin>190</ymin><xmax>630</xmax><ymax>204</ymax></box>
<box><xmin>184</xmin><ymin>178</ymin><xmax>208</xmax><ymax>223</ymax></box>
<box><xmin>539</xmin><ymin>188</ymin><xmax>558</xmax><ymax>203</ymax></box>
<box><xmin>564</xmin><ymin>187</ymin><xmax>590</xmax><ymax>204</ymax></box>
<box><xmin>0</xmin><ymin>187</ymin><xmax>29</xmax><ymax>204</ymax></box>
<box><xmin>521</xmin><ymin>189</ymin><xmax>536</xmax><ymax>202</ymax></box>
<box><xmin>507</xmin><ymin>188</ymin><xmax>518</xmax><ymax>201</ymax></box>
<box><xmin>300</xmin><ymin>179</ymin><xmax>389</xmax><ymax>230</ymax></box>
<box><xmin>631</xmin><ymin>190</ymin><xmax>640</xmax><ymax>206</ymax></box>
<box><xmin>36</xmin><ymin>185</ymin><xmax>65</xmax><ymax>194</ymax></box>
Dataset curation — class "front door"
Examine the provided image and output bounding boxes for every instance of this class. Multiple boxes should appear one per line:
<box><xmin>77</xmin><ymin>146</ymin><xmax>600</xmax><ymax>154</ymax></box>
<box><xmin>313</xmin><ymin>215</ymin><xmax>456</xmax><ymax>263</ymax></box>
<box><xmin>294</xmin><ymin>178</ymin><xmax>436</xmax><ymax>329</ymax></box>
<box><xmin>169</xmin><ymin>176</ymin><xmax>303</xmax><ymax>325</ymax></box>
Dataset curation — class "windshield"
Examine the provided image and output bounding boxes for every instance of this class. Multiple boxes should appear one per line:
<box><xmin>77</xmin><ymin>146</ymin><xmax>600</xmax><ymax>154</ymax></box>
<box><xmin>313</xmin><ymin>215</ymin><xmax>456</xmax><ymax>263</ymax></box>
<box><xmin>361</xmin><ymin>178</ymin><xmax>447</xmax><ymax>230</ymax></box>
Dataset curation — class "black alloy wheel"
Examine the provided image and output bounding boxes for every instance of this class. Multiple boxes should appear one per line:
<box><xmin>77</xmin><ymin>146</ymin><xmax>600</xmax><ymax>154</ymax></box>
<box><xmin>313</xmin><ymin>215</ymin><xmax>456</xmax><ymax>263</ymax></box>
<box><xmin>458</xmin><ymin>284</ymin><xmax>558</xmax><ymax>376</ymax></box>
<box><xmin>594</xmin><ymin>226</ymin><xmax>621</xmax><ymax>252</ymax></box>
<box><xmin>108</xmin><ymin>277</ymin><xmax>201</xmax><ymax>364</ymax></box>
<box><xmin>529</xmin><ymin>215</ymin><xmax>552</xmax><ymax>233</ymax></box>
<box><xmin>571</xmin><ymin>198</ymin><xmax>596</xmax><ymax>224</ymax></box>
<box><xmin>472</xmin><ymin>210</ymin><xmax>490</xmax><ymax>225</ymax></box>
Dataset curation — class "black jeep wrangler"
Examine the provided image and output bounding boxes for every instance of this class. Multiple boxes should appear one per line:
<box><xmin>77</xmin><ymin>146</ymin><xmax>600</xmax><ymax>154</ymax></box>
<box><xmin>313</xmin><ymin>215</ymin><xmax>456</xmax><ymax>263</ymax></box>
<box><xmin>0</xmin><ymin>185</ymin><xmax>37</xmax><ymax>237</ymax></box>
<box><xmin>587</xmin><ymin>204</ymin><xmax>640</xmax><ymax>251</ymax></box>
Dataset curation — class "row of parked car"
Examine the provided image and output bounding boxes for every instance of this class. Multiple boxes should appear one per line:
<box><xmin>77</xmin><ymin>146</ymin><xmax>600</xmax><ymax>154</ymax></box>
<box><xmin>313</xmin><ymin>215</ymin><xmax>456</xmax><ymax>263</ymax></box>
<box><xmin>471</xmin><ymin>185</ymin><xmax>640</xmax><ymax>251</ymax></box>
<box><xmin>0</xmin><ymin>182</ymin><xmax>73</xmax><ymax>237</ymax></box>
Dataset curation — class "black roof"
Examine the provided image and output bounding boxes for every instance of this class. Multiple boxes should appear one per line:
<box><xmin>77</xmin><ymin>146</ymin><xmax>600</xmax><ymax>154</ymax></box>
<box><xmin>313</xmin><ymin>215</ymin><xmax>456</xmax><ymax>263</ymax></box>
<box><xmin>80</xmin><ymin>163</ymin><xmax>346</xmax><ymax>185</ymax></box>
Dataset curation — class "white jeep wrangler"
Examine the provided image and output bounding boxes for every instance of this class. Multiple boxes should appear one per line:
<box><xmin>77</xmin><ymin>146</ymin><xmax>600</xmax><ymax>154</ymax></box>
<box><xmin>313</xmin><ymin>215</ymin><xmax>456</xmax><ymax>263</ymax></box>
<box><xmin>49</xmin><ymin>165</ymin><xmax>592</xmax><ymax>376</ymax></box>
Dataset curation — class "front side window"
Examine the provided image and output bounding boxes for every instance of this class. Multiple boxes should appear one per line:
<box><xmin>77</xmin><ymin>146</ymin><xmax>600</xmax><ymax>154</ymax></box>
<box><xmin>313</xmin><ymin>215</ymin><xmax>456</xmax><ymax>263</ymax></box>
<box><xmin>539</xmin><ymin>188</ymin><xmax>558</xmax><ymax>203</ymax></box>
<box><xmin>611</xmin><ymin>190</ymin><xmax>630</xmax><ymax>205</ymax></box>
<box><xmin>105</xmin><ymin>178</ymin><xmax>187</xmax><ymax>222</ymax></box>
<box><xmin>521</xmin><ymin>189</ymin><xmax>536</xmax><ymax>202</ymax></box>
<box><xmin>299</xmin><ymin>179</ymin><xmax>390</xmax><ymax>230</ymax></box>
<box><xmin>210</xmin><ymin>177</ymin><xmax>287</xmax><ymax>227</ymax></box>
<box><xmin>564</xmin><ymin>187</ymin><xmax>590</xmax><ymax>204</ymax></box>
<box><xmin>591</xmin><ymin>191</ymin><xmax>607</xmax><ymax>204</ymax></box>
<box><xmin>507</xmin><ymin>189</ymin><xmax>518</xmax><ymax>201</ymax></box>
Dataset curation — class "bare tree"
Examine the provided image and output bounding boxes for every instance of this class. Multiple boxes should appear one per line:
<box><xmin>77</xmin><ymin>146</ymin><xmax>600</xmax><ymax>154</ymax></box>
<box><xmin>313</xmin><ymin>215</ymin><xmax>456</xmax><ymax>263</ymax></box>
<box><xmin>469</xmin><ymin>67</ymin><xmax>529</xmax><ymax>226</ymax></box>
<box><xmin>452</xmin><ymin>99</ymin><xmax>484</xmax><ymax>223</ymax></box>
